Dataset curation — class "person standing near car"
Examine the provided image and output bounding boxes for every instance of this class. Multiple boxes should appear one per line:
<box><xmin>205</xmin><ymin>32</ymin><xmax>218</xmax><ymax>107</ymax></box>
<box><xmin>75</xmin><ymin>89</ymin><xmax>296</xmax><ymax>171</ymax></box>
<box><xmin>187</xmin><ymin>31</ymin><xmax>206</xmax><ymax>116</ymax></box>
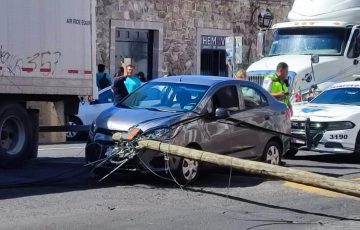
<box><xmin>112</xmin><ymin>64</ymin><xmax>128</xmax><ymax>104</ymax></box>
<box><xmin>235</xmin><ymin>69</ymin><xmax>247</xmax><ymax>80</ymax></box>
<box><xmin>262</xmin><ymin>62</ymin><xmax>292</xmax><ymax>111</ymax></box>
<box><xmin>124</xmin><ymin>64</ymin><xmax>142</xmax><ymax>94</ymax></box>
<box><xmin>96</xmin><ymin>64</ymin><xmax>112</xmax><ymax>91</ymax></box>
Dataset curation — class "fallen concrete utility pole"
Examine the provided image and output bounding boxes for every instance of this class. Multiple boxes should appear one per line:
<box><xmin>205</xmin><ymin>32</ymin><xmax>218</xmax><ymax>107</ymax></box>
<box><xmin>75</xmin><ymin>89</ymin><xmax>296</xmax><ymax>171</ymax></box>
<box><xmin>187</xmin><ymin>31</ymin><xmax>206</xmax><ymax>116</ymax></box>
<box><xmin>138</xmin><ymin>140</ymin><xmax>360</xmax><ymax>198</ymax></box>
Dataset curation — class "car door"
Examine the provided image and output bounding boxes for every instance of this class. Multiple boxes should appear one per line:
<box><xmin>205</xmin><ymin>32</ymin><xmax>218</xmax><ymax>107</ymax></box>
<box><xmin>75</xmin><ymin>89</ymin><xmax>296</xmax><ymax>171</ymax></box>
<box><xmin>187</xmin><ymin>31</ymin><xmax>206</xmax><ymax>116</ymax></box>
<box><xmin>199</xmin><ymin>85</ymin><xmax>241</xmax><ymax>155</ymax></box>
<box><xmin>78</xmin><ymin>87</ymin><xmax>114</xmax><ymax>125</ymax></box>
<box><xmin>229</xmin><ymin>84</ymin><xmax>273</xmax><ymax>159</ymax></box>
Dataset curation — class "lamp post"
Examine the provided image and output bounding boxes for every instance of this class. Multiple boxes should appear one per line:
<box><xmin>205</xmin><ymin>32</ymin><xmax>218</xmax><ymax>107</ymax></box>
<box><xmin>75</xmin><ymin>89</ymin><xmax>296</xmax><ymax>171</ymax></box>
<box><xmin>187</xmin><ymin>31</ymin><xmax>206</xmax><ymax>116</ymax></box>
<box><xmin>258</xmin><ymin>9</ymin><xmax>273</xmax><ymax>29</ymax></box>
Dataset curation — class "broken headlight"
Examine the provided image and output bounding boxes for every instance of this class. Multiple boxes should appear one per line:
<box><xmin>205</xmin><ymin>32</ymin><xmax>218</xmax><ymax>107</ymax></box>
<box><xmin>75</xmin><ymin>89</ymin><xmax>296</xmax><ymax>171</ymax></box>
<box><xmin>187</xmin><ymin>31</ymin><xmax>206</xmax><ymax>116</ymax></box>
<box><xmin>143</xmin><ymin>127</ymin><xmax>173</xmax><ymax>140</ymax></box>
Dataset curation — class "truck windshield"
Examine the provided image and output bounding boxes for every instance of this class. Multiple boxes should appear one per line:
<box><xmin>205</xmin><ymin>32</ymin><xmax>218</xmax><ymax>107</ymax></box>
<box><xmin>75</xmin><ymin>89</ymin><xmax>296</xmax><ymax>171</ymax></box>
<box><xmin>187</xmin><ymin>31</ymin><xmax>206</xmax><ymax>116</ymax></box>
<box><xmin>269</xmin><ymin>27</ymin><xmax>346</xmax><ymax>56</ymax></box>
<box><xmin>311</xmin><ymin>88</ymin><xmax>360</xmax><ymax>106</ymax></box>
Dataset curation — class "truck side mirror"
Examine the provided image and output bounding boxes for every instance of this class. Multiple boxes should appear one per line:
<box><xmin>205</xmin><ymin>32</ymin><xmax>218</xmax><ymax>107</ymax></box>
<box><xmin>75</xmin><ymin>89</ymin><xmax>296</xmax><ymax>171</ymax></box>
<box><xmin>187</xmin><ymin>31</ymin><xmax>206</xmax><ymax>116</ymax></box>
<box><xmin>311</xmin><ymin>55</ymin><xmax>319</xmax><ymax>64</ymax></box>
<box><xmin>256</xmin><ymin>31</ymin><xmax>265</xmax><ymax>58</ymax></box>
<box><xmin>354</xmin><ymin>36</ymin><xmax>360</xmax><ymax>58</ymax></box>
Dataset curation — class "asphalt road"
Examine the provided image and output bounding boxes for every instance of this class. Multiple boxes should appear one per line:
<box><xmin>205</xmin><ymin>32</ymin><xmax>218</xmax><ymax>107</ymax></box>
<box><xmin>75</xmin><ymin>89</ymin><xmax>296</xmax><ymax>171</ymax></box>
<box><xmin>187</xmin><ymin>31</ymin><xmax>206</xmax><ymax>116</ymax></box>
<box><xmin>1</xmin><ymin>143</ymin><xmax>360</xmax><ymax>230</ymax></box>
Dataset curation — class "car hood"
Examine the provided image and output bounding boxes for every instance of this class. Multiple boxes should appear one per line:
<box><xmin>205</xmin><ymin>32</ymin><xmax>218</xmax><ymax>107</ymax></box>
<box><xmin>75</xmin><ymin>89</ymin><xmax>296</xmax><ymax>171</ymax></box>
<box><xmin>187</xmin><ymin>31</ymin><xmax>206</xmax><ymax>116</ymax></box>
<box><xmin>95</xmin><ymin>107</ymin><xmax>186</xmax><ymax>132</ymax></box>
<box><xmin>292</xmin><ymin>103</ymin><xmax>360</xmax><ymax>121</ymax></box>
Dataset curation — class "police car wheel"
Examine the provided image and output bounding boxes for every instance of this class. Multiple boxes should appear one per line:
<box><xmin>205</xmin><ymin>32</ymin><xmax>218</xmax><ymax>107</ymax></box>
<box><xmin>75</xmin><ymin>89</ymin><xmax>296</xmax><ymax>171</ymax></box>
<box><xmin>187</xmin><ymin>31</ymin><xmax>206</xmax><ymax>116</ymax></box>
<box><xmin>353</xmin><ymin>132</ymin><xmax>360</xmax><ymax>162</ymax></box>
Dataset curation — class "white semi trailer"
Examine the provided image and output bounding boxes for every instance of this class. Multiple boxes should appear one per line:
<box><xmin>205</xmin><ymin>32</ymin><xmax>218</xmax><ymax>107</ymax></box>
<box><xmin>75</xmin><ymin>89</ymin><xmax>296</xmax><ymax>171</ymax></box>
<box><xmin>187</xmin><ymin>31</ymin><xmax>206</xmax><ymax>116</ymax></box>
<box><xmin>0</xmin><ymin>0</ymin><xmax>97</xmax><ymax>167</ymax></box>
<box><xmin>247</xmin><ymin>0</ymin><xmax>360</xmax><ymax>101</ymax></box>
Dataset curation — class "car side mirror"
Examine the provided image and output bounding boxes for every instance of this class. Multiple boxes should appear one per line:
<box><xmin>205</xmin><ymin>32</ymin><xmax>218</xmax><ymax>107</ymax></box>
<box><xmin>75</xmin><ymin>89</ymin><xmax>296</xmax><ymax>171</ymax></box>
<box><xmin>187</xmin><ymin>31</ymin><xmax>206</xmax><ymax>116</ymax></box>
<box><xmin>214</xmin><ymin>108</ymin><xmax>230</xmax><ymax>119</ymax></box>
<box><xmin>311</xmin><ymin>55</ymin><xmax>319</xmax><ymax>64</ymax></box>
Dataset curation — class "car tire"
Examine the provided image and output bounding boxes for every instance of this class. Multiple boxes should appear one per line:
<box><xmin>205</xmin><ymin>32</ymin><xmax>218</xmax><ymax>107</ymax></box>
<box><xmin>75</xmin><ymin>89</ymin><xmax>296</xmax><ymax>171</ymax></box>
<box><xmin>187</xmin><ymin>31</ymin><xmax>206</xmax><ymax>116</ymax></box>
<box><xmin>283</xmin><ymin>149</ymin><xmax>298</xmax><ymax>159</ymax></box>
<box><xmin>262</xmin><ymin>140</ymin><xmax>282</xmax><ymax>165</ymax></box>
<box><xmin>0</xmin><ymin>104</ymin><xmax>32</xmax><ymax>168</ymax></box>
<box><xmin>66</xmin><ymin>116</ymin><xmax>85</xmax><ymax>141</ymax></box>
<box><xmin>175</xmin><ymin>157</ymin><xmax>200</xmax><ymax>185</ymax></box>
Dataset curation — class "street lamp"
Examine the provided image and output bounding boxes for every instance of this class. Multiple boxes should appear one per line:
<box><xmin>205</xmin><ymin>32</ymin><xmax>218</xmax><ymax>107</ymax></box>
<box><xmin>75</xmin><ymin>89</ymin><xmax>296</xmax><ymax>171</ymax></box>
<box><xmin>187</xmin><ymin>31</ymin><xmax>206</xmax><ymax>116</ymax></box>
<box><xmin>258</xmin><ymin>9</ymin><xmax>273</xmax><ymax>29</ymax></box>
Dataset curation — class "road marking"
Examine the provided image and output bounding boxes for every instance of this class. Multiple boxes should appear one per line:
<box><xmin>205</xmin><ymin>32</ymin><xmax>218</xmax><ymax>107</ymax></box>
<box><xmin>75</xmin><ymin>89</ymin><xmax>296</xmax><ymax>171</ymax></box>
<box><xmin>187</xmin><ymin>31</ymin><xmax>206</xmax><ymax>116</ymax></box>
<box><xmin>353</xmin><ymin>178</ymin><xmax>360</xmax><ymax>181</ymax></box>
<box><xmin>38</xmin><ymin>147</ymin><xmax>84</xmax><ymax>151</ymax></box>
<box><xmin>284</xmin><ymin>182</ymin><xmax>341</xmax><ymax>198</ymax></box>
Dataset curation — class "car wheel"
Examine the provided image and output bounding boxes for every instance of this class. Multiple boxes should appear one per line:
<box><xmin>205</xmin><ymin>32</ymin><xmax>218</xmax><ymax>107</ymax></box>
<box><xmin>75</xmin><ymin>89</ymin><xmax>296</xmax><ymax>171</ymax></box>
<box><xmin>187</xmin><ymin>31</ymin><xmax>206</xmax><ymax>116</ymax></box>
<box><xmin>66</xmin><ymin>116</ymin><xmax>85</xmax><ymax>141</ymax></box>
<box><xmin>175</xmin><ymin>157</ymin><xmax>199</xmax><ymax>185</ymax></box>
<box><xmin>263</xmin><ymin>141</ymin><xmax>282</xmax><ymax>165</ymax></box>
<box><xmin>283</xmin><ymin>149</ymin><xmax>298</xmax><ymax>159</ymax></box>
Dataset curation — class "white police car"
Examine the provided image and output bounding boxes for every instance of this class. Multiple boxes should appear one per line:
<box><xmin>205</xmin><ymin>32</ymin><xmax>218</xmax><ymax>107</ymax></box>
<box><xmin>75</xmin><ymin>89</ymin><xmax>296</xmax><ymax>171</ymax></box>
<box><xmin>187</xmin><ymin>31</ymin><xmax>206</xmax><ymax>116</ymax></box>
<box><xmin>289</xmin><ymin>81</ymin><xmax>360</xmax><ymax>158</ymax></box>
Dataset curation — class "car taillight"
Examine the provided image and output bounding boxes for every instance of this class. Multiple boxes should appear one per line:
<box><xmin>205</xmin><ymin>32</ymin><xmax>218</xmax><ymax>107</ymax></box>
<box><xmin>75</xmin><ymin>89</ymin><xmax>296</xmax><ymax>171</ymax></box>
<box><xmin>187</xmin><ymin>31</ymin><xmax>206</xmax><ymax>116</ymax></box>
<box><xmin>295</xmin><ymin>92</ymin><xmax>301</xmax><ymax>102</ymax></box>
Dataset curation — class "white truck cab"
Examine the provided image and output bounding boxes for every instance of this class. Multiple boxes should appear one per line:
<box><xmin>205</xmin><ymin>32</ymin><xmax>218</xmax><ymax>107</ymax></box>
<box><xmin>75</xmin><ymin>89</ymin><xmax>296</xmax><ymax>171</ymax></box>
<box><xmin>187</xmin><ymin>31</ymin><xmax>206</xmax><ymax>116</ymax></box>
<box><xmin>247</xmin><ymin>0</ymin><xmax>360</xmax><ymax>102</ymax></box>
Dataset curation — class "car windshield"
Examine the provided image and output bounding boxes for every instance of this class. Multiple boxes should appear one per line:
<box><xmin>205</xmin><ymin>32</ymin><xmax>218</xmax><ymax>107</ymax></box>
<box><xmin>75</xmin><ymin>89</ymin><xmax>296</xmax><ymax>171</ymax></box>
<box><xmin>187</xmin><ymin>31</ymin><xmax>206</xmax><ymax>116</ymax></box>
<box><xmin>269</xmin><ymin>27</ymin><xmax>346</xmax><ymax>56</ymax></box>
<box><xmin>119</xmin><ymin>82</ymin><xmax>209</xmax><ymax>112</ymax></box>
<box><xmin>311</xmin><ymin>87</ymin><xmax>360</xmax><ymax>106</ymax></box>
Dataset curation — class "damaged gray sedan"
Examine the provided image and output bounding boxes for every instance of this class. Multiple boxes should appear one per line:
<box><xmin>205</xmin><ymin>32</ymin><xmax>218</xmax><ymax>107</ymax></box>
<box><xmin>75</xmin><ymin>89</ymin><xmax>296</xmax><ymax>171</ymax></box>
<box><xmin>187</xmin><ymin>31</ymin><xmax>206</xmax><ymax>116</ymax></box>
<box><xmin>85</xmin><ymin>75</ymin><xmax>291</xmax><ymax>184</ymax></box>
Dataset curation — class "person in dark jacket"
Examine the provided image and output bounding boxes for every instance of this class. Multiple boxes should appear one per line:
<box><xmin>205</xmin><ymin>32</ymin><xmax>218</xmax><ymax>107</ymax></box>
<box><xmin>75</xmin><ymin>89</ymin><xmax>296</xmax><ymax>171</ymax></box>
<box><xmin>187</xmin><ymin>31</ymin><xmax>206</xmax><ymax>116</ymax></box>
<box><xmin>112</xmin><ymin>66</ymin><xmax>128</xmax><ymax>104</ymax></box>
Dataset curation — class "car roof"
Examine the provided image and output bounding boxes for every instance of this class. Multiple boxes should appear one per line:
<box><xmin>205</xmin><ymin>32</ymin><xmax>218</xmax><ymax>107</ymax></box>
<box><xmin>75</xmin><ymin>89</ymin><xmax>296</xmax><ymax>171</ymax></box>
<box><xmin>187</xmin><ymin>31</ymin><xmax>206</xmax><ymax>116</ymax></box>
<box><xmin>151</xmin><ymin>75</ymin><xmax>239</xmax><ymax>86</ymax></box>
<box><xmin>328</xmin><ymin>81</ymin><xmax>360</xmax><ymax>90</ymax></box>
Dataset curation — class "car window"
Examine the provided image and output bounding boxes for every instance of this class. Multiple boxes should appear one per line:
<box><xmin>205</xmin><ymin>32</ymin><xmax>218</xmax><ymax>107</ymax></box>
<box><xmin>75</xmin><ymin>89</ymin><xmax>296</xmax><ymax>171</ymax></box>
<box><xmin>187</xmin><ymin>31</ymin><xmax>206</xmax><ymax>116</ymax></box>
<box><xmin>98</xmin><ymin>88</ymin><xmax>114</xmax><ymax>104</ymax></box>
<box><xmin>205</xmin><ymin>86</ymin><xmax>240</xmax><ymax>114</ymax></box>
<box><xmin>241</xmin><ymin>86</ymin><xmax>268</xmax><ymax>109</ymax></box>
<box><xmin>347</xmin><ymin>29</ymin><xmax>360</xmax><ymax>59</ymax></box>
<box><xmin>311</xmin><ymin>87</ymin><xmax>360</xmax><ymax>105</ymax></box>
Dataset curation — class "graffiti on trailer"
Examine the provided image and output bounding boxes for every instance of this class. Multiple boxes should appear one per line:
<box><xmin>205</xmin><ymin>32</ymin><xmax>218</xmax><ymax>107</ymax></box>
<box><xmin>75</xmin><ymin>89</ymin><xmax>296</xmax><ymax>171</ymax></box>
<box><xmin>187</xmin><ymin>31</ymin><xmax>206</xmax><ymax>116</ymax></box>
<box><xmin>0</xmin><ymin>45</ymin><xmax>23</xmax><ymax>76</ymax></box>
<box><xmin>0</xmin><ymin>45</ymin><xmax>62</xmax><ymax>76</ymax></box>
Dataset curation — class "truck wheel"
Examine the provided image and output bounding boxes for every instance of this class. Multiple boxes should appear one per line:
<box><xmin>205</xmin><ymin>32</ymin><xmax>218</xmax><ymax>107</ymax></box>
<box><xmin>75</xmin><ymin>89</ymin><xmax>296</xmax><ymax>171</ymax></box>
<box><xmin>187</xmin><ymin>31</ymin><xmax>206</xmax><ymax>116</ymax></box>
<box><xmin>0</xmin><ymin>104</ymin><xmax>32</xmax><ymax>168</ymax></box>
<box><xmin>66</xmin><ymin>116</ymin><xmax>85</xmax><ymax>141</ymax></box>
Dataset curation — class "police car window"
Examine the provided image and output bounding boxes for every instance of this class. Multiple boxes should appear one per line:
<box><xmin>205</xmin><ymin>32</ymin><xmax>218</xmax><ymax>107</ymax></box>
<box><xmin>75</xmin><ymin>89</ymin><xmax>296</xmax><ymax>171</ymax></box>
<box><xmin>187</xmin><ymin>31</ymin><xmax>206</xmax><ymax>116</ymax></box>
<box><xmin>312</xmin><ymin>87</ymin><xmax>360</xmax><ymax>106</ymax></box>
<box><xmin>206</xmin><ymin>86</ymin><xmax>240</xmax><ymax>113</ymax></box>
<box><xmin>241</xmin><ymin>86</ymin><xmax>268</xmax><ymax>109</ymax></box>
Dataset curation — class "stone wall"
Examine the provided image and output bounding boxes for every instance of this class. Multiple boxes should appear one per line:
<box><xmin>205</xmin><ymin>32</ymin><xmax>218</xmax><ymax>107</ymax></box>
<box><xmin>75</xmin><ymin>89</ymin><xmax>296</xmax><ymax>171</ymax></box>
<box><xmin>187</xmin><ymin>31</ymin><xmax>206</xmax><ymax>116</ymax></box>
<box><xmin>96</xmin><ymin>0</ymin><xmax>293</xmax><ymax>75</ymax></box>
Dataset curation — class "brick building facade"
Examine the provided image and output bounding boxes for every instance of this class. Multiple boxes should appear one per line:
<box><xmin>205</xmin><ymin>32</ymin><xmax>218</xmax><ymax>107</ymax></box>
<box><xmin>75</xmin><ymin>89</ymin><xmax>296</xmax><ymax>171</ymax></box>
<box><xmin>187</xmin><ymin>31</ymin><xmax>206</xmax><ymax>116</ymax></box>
<box><xmin>96</xmin><ymin>0</ymin><xmax>293</xmax><ymax>79</ymax></box>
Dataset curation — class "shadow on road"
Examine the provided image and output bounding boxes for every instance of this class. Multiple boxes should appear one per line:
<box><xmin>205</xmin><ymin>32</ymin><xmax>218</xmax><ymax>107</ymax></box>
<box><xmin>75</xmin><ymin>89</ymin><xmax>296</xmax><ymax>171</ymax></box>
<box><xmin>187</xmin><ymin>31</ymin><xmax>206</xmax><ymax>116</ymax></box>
<box><xmin>185</xmin><ymin>187</ymin><xmax>360</xmax><ymax>223</ymax></box>
<box><xmin>0</xmin><ymin>157</ymin><xmax>265</xmax><ymax>200</ymax></box>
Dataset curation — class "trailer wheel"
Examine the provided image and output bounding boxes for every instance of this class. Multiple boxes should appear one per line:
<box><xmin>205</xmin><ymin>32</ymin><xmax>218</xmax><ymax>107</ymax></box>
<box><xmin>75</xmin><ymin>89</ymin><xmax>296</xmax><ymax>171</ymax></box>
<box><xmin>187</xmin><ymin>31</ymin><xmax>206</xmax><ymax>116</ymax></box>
<box><xmin>0</xmin><ymin>104</ymin><xmax>32</xmax><ymax>168</ymax></box>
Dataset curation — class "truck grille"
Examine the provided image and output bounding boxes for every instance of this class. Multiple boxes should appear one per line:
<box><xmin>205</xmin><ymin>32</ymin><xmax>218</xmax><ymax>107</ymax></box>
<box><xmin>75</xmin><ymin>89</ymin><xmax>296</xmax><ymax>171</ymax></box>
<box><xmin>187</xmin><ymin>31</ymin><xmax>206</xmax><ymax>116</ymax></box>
<box><xmin>247</xmin><ymin>73</ymin><xmax>295</xmax><ymax>90</ymax></box>
<box><xmin>248</xmin><ymin>75</ymin><xmax>264</xmax><ymax>86</ymax></box>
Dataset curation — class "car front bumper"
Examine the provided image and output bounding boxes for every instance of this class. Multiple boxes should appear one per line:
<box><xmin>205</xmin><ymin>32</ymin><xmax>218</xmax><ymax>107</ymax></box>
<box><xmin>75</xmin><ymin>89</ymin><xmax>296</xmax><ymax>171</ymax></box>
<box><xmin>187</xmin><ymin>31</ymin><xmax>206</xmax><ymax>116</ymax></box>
<box><xmin>291</xmin><ymin>129</ymin><xmax>354</xmax><ymax>154</ymax></box>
